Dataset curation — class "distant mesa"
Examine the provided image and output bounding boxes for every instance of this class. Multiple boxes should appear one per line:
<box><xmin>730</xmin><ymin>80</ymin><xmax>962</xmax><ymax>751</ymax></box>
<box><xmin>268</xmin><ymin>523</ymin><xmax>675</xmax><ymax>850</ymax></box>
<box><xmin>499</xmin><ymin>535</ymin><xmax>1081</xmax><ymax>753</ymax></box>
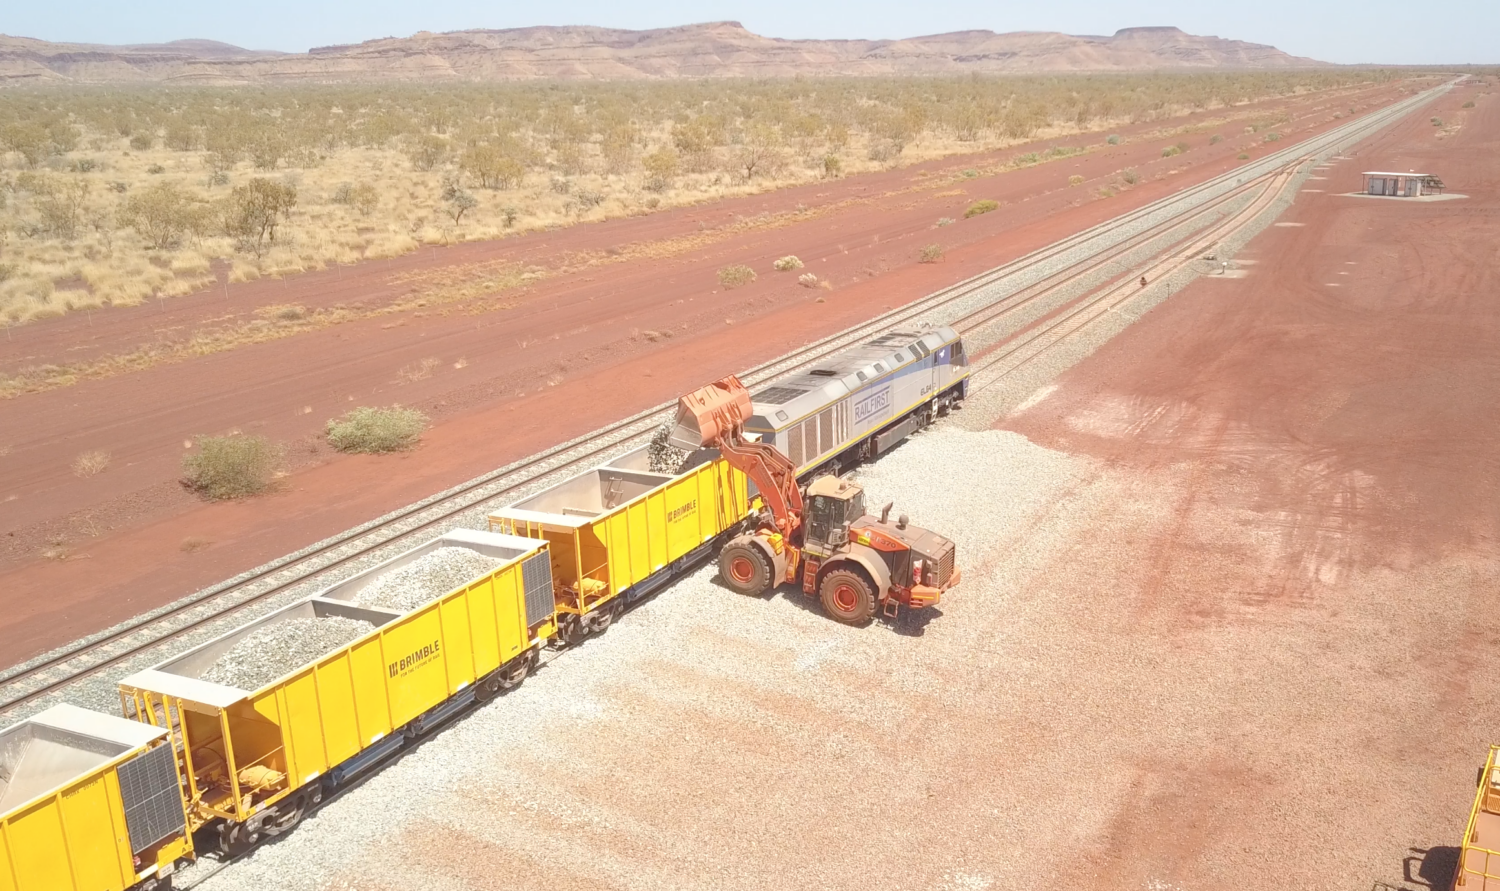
<box><xmin>0</xmin><ymin>22</ymin><xmax>1327</xmax><ymax>84</ymax></box>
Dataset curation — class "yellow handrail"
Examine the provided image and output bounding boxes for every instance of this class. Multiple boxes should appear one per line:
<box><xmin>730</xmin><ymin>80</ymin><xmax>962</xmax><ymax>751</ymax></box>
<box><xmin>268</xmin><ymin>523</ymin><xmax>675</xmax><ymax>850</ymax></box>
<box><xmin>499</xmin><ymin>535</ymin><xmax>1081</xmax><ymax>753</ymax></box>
<box><xmin>1458</xmin><ymin>745</ymin><xmax>1500</xmax><ymax>887</ymax></box>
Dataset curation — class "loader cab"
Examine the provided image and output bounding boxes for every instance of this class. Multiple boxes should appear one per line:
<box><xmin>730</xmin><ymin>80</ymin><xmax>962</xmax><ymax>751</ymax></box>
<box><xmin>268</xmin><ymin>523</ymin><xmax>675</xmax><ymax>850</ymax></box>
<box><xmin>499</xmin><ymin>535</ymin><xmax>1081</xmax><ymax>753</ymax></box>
<box><xmin>803</xmin><ymin>475</ymin><xmax>866</xmax><ymax>554</ymax></box>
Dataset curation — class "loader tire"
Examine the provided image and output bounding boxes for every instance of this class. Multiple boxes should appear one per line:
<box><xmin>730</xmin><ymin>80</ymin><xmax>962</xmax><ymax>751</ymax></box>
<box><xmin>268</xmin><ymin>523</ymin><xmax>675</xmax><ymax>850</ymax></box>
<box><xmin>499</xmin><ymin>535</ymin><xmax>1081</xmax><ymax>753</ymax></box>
<box><xmin>819</xmin><ymin>569</ymin><xmax>875</xmax><ymax>625</ymax></box>
<box><xmin>719</xmin><ymin>541</ymin><xmax>771</xmax><ymax>596</ymax></box>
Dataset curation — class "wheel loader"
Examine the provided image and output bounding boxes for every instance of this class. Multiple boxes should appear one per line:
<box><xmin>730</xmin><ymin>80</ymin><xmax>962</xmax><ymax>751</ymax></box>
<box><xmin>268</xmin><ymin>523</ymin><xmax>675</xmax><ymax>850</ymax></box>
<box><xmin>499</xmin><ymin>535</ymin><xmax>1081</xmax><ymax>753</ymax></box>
<box><xmin>669</xmin><ymin>375</ymin><xmax>960</xmax><ymax>624</ymax></box>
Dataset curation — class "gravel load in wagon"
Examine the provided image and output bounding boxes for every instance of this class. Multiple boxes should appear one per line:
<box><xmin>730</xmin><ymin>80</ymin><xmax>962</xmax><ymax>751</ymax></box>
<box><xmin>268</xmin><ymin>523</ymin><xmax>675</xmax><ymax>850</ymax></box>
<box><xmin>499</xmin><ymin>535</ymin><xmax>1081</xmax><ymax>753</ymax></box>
<box><xmin>648</xmin><ymin>422</ymin><xmax>689</xmax><ymax>474</ymax></box>
<box><xmin>349</xmin><ymin>547</ymin><xmax>503</xmax><ymax>613</ymax></box>
<box><xmin>201</xmin><ymin>616</ymin><xmax>375</xmax><ymax>691</ymax></box>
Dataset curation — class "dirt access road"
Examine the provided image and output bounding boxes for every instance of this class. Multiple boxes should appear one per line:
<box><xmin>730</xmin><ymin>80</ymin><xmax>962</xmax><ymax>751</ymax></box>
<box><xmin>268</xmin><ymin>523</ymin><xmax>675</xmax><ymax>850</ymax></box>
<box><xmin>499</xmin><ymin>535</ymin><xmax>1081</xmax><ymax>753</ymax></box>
<box><xmin>993</xmin><ymin>82</ymin><xmax>1498</xmax><ymax>888</ymax></box>
<box><xmin>0</xmin><ymin>82</ymin><xmax>1411</xmax><ymax>667</ymax></box>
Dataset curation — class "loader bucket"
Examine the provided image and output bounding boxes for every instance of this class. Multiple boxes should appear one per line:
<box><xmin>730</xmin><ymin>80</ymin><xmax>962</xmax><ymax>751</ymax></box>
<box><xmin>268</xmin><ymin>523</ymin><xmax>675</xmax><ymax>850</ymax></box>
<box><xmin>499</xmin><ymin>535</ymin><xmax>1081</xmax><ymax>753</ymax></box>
<box><xmin>668</xmin><ymin>375</ymin><xmax>753</xmax><ymax>451</ymax></box>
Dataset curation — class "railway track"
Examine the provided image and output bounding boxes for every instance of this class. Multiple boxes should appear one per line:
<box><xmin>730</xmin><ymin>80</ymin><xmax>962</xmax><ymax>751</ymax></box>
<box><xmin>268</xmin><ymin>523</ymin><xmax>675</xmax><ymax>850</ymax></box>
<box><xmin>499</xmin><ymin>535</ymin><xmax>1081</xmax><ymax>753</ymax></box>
<box><xmin>965</xmin><ymin>158</ymin><xmax>1309</xmax><ymax>391</ymax></box>
<box><xmin>0</xmin><ymin>84</ymin><xmax>1440</xmax><ymax>718</ymax></box>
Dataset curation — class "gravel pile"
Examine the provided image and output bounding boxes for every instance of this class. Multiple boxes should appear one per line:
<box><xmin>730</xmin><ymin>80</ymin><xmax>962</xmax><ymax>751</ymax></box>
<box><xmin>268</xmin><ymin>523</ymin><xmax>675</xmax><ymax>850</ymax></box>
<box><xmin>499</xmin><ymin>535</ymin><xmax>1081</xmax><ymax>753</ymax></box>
<box><xmin>354</xmin><ymin>547</ymin><xmax>502</xmax><ymax>612</ymax></box>
<box><xmin>647</xmin><ymin>422</ymin><xmax>688</xmax><ymax>474</ymax></box>
<box><xmin>201</xmin><ymin>616</ymin><xmax>375</xmax><ymax>691</ymax></box>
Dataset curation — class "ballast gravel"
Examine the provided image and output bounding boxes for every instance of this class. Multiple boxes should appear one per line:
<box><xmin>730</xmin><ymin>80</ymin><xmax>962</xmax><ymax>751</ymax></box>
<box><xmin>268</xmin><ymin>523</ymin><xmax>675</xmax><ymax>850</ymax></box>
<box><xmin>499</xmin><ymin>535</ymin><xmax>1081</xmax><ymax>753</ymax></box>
<box><xmin>353</xmin><ymin>547</ymin><xmax>502</xmax><ymax>612</ymax></box>
<box><xmin>200</xmin><ymin>617</ymin><xmax>374</xmax><ymax>691</ymax></box>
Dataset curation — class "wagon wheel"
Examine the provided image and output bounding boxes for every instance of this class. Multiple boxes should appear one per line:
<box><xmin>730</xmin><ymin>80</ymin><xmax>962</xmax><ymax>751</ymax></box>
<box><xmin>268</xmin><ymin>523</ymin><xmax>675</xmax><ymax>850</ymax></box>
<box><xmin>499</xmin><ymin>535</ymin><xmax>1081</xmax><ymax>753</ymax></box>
<box><xmin>222</xmin><ymin>821</ymin><xmax>262</xmax><ymax>857</ymax></box>
<box><xmin>719</xmin><ymin>541</ymin><xmax>771</xmax><ymax>596</ymax></box>
<box><xmin>475</xmin><ymin>670</ymin><xmax>506</xmax><ymax>701</ymax></box>
<box><xmin>268</xmin><ymin>793</ymin><xmax>307</xmax><ymax>834</ymax></box>
<box><xmin>819</xmin><ymin>568</ymin><xmax>876</xmax><ymax>625</ymax></box>
<box><xmin>557</xmin><ymin>613</ymin><xmax>589</xmax><ymax>646</ymax></box>
<box><xmin>589</xmin><ymin>598</ymin><xmax>624</xmax><ymax>634</ymax></box>
<box><xmin>499</xmin><ymin>655</ymin><xmax>531</xmax><ymax>690</ymax></box>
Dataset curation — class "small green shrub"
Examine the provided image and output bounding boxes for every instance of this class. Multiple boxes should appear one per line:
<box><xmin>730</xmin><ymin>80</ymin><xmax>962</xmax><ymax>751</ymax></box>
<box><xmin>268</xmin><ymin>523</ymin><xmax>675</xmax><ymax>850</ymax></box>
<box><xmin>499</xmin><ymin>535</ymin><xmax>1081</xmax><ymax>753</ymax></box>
<box><xmin>326</xmin><ymin>406</ymin><xmax>429</xmax><ymax>454</ymax></box>
<box><xmin>919</xmin><ymin>244</ymin><xmax>944</xmax><ymax>263</ymax></box>
<box><xmin>718</xmin><ymin>264</ymin><xmax>756</xmax><ymax>288</ymax></box>
<box><xmin>1237</xmin><ymin>153</ymin><xmax>1250</xmax><ymax>160</ymax></box>
<box><xmin>964</xmin><ymin>199</ymin><xmax>999</xmax><ymax>218</ymax></box>
<box><xmin>1161</xmin><ymin>145</ymin><xmax>1181</xmax><ymax>158</ymax></box>
<box><xmin>1264</xmin><ymin>132</ymin><xmax>1281</xmax><ymax>142</ymax></box>
<box><xmin>182</xmin><ymin>434</ymin><xmax>280</xmax><ymax>500</ymax></box>
<box><xmin>1106</xmin><ymin>134</ymin><xmax>1121</xmax><ymax>145</ymax></box>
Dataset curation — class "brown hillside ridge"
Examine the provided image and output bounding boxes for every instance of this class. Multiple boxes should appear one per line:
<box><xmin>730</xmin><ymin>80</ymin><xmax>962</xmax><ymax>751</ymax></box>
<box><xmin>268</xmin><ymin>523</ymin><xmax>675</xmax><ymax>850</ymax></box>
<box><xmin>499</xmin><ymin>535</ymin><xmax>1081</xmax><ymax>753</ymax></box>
<box><xmin>0</xmin><ymin>23</ymin><xmax>1326</xmax><ymax>83</ymax></box>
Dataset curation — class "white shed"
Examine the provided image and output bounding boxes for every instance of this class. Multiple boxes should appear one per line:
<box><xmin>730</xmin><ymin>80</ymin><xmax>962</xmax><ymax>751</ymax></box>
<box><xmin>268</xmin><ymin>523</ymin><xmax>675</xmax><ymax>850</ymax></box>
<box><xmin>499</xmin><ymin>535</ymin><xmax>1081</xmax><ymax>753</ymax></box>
<box><xmin>1362</xmin><ymin>171</ymin><xmax>1427</xmax><ymax>197</ymax></box>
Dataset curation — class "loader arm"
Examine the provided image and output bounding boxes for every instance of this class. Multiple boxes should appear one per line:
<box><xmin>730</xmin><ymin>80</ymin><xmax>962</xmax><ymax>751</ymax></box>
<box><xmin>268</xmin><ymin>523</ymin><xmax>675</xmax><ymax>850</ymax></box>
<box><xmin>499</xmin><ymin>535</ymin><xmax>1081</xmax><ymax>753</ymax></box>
<box><xmin>670</xmin><ymin>375</ymin><xmax>804</xmax><ymax>540</ymax></box>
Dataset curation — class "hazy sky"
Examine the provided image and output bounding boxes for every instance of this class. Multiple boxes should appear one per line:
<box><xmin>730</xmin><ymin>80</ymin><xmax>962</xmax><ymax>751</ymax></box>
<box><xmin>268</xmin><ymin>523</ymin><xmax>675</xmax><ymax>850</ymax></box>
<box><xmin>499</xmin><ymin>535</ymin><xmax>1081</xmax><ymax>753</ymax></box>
<box><xmin>3</xmin><ymin>0</ymin><xmax>1493</xmax><ymax>66</ymax></box>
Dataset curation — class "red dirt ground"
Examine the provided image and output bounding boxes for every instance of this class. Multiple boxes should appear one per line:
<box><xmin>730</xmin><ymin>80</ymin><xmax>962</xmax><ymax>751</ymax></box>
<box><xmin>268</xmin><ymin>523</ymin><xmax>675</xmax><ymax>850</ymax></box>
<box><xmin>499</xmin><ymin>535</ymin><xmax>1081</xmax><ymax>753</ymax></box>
<box><xmin>0</xmin><ymin>82</ymin><xmax>1414</xmax><ymax>667</ymax></box>
<box><xmin>999</xmin><ymin>82</ymin><xmax>1497</xmax><ymax>887</ymax></box>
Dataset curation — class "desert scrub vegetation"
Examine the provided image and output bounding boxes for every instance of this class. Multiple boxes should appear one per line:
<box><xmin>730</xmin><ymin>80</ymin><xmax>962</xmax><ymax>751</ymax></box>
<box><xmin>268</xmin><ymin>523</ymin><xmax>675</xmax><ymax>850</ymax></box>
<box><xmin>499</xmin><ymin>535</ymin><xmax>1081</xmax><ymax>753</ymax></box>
<box><xmin>0</xmin><ymin>70</ymin><xmax>1400</xmax><ymax>326</ymax></box>
<box><xmin>181</xmin><ymin>433</ymin><xmax>280</xmax><ymax>500</ymax></box>
<box><xmin>325</xmin><ymin>405</ymin><xmax>428</xmax><ymax>454</ymax></box>
<box><xmin>772</xmin><ymin>255</ymin><xmax>804</xmax><ymax>271</ymax></box>
<box><xmin>718</xmin><ymin>264</ymin><xmax>757</xmax><ymax>288</ymax></box>
<box><xmin>71</xmin><ymin>449</ymin><xmax>110</xmax><ymax>477</ymax></box>
<box><xmin>919</xmin><ymin>244</ymin><xmax>944</xmax><ymax>263</ymax></box>
<box><xmin>965</xmin><ymin>199</ymin><xmax>1000</xmax><ymax>218</ymax></box>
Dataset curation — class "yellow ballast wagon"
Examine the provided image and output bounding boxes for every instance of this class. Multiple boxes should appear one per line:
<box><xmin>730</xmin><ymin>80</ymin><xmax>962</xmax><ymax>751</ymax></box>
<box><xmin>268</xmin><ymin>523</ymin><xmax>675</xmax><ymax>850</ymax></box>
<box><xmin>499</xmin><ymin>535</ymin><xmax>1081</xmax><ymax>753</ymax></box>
<box><xmin>118</xmin><ymin>529</ymin><xmax>554</xmax><ymax>854</ymax></box>
<box><xmin>489</xmin><ymin>450</ymin><xmax>749</xmax><ymax>642</ymax></box>
<box><xmin>0</xmin><ymin>704</ymin><xmax>191</xmax><ymax>891</ymax></box>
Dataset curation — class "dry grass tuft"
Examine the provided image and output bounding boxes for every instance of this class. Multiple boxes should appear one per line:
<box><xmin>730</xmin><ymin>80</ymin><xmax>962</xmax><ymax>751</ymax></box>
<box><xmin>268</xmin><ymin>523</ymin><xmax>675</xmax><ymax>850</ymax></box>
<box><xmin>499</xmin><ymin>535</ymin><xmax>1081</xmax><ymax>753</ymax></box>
<box><xmin>180</xmin><ymin>537</ymin><xmax>211</xmax><ymax>553</ymax></box>
<box><xmin>397</xmin><ymin>357</ymin><xmax>441</xmax><ymax>383</ymax></box>
<box><xmin>798</xmin><ymin>272</ymin><xmax>820</xmax><ymax>288</ymax></box>
<box><xmin>919</xmin><ymin>244</ymin><xmax>945</xmax><ymax>263</ymax></box>
<box><xmin>71</xmin><ymin>449</ymin><xmax>111</xmax><ymax>477</ymax></box>
<box><xmin>1068</xmin><ymin>175</ymin><xmax>1085</xmax><ymax>187</ymax></box>
<box><xmin>181</xmin><ymin>433</ymin><xmax>280</xmax><ymax>500</ymax></box>
<box><xmin>718</xmin><ymin>265</ymin><xmax>757</xmax><ymax>289</ymax></box>
<box><xmin>964</xmin><ymin>199</ymin><xmax>1000</xmax><ymax>218</ymax></box>
<box><xmin>773</xmin><ymin>255</ymin><xmax>804</xmax><ymax>271</ymax></box>
<box><xmin>325</xmin><ymin>405</ymin><xmax>428</xmax><ymax>454</ymax></box>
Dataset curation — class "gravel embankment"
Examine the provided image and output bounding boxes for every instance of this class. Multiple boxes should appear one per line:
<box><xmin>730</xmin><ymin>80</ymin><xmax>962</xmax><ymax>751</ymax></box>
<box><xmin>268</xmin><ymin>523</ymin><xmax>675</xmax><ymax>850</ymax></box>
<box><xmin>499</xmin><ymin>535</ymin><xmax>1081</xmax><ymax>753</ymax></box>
<box><xmin>353</xmin><ymin>548</ymin><xmax>502</xmax><ymax>613</ymax></box>
<box><xmin>201</xmin><ymin>617</ymin><xmax>375</xmax><ymax>691</ymax></box>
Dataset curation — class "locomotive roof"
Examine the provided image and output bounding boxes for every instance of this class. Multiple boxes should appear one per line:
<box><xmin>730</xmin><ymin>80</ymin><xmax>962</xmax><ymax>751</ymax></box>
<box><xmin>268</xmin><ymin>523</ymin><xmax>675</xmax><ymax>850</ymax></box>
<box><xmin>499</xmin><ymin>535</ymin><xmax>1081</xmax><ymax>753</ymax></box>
<box><xmin>748</xmin><ymin>326</ymin><xmax>957</xmax><ymax>429</ymax></box>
